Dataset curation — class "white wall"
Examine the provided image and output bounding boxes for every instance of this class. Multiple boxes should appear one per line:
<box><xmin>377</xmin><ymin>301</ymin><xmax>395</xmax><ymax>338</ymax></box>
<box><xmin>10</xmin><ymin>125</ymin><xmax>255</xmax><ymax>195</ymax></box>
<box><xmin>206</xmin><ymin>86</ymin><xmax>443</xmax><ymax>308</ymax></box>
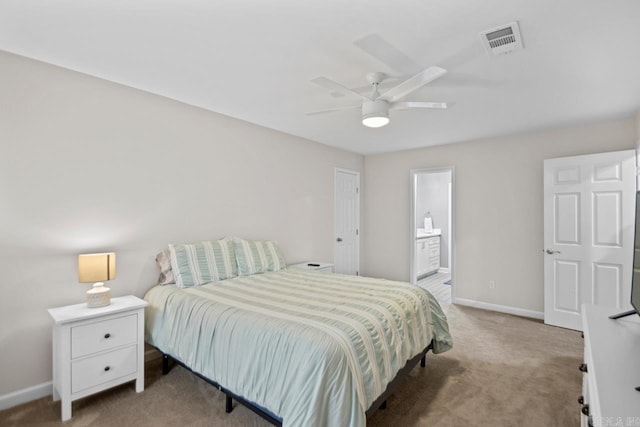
<box><xmin>0</xmin><ymin>51</ymin><xmax>363</xmax><ymax>397</ymax></box>
<box><xmin>362</xmin><ymin>118</ymin><xmax>637</xmax><ymax>313</ymax></box>
<box><xmin>636</xmin><ymin>110</ymin><xmax>640</xmax><ymax>189</ymax></box>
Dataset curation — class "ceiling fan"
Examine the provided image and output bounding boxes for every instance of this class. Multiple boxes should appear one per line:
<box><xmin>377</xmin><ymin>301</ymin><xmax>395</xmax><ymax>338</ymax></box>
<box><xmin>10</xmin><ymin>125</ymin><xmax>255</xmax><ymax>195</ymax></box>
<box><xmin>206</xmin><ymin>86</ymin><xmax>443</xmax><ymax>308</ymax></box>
<box><xmin>307</xmin><ymin>34</ymin><xmax>451</xmax><ymax>128</ymax></box>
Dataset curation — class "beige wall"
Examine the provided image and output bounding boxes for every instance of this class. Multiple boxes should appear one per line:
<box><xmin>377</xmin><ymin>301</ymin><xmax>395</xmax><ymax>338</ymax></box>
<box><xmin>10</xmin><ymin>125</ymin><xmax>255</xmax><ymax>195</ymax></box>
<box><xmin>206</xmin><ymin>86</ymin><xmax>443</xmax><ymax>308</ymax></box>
<box><xmin>362</xmin><ymin>119</ymin><xmax>637</xmax><ymax>313</ymax></box>
<box><xmin>636</xmin><ymin>109</ymin><xmax>640</xmax><ymax>147</ymax></box>
<box><xmin>0</xmin><ymin>51</ymin><xmax>363</xmax><ymax>396</ymax></box>
<box><xmin>636</xmin><ymin>110</ymin><xmax>640</xmax><ymax>188</ymax></box>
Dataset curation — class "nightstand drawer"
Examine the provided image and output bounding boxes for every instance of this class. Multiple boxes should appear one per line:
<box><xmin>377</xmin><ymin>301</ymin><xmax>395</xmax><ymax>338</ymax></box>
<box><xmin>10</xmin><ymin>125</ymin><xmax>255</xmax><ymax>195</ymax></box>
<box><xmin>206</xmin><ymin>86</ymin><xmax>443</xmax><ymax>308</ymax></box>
<box><xmin>71</xmin><ymin>314</ymin><xmax>137</xmax><ymax>358</ymax></box>
<box><xmin>71</xmin><ymin>345</ymin><xmax>137</xmax><ymax>393</ymax></box>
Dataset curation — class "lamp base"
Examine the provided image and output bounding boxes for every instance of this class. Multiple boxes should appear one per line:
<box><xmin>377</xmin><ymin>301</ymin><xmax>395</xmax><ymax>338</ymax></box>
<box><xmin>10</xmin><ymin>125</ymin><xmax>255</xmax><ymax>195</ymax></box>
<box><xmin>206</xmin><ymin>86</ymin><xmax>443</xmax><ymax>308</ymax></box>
<box><xmin>86</xmin><ymin>282</ymin><xmax>111</xmax><ymax>308</ymax></box>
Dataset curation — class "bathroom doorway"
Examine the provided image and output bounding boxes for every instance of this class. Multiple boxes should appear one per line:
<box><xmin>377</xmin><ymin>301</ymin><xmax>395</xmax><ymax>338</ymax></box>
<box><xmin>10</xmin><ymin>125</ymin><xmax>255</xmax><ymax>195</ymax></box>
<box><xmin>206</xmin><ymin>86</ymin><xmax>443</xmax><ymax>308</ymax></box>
<box><xmin>410</xmin><ymin>167</ymin><xmax>454</xmax><ymax>304</ymax></box>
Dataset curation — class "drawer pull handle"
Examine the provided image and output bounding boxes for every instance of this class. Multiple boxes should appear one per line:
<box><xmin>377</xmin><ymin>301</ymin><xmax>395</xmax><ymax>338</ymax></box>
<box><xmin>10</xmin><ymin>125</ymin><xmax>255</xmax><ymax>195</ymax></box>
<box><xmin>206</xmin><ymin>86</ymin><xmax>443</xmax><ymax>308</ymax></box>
<box><xmin>581</xmin><ymin>404</ymin><xmax>589</xmax><ymax>416</ymax></box>
<box><xmin>577</xmin><ymin>395</ymin><xmax>584</xmax><ymax>405</ymax></box>
<box><xmin>104</xmin><ymin>366</ymin><xmax>111</xmax><ymax>372</ymax></box>
<box><xmin>579</xmin><ymin>363</ymin><xmax>588</xmax><ymax>373</ymax></box>
<box><xmin>104</xmin><ymin>333</ymin><xmax>111</xmax><ymax>339</ymax></box>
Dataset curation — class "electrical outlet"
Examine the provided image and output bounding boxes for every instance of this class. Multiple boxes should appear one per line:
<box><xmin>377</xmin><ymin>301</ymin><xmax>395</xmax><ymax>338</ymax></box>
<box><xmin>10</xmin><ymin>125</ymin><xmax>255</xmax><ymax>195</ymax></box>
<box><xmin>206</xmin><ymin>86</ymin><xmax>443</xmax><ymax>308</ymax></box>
<box><xmin>489</xmin><ymin>280</ymin><xmax>496</xmax><ymax>289</ymax></box>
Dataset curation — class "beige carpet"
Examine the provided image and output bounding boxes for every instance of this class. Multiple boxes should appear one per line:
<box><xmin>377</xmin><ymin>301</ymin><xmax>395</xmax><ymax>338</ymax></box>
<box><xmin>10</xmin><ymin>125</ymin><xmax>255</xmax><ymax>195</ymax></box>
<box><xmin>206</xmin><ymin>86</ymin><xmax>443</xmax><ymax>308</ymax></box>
<box><xmin>0</xmin><ymin>304</ymin><xmax>583</xmax><ymax>427</ymax></box>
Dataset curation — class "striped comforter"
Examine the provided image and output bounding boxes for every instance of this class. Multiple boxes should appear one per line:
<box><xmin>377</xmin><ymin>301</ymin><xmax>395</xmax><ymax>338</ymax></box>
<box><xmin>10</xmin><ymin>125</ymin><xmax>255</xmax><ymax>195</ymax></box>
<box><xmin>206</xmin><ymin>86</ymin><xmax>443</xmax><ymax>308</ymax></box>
<box><xmin>144</xmin><ymin>269</ymin><xmax>452</xmax><ymax>427</ymax></box>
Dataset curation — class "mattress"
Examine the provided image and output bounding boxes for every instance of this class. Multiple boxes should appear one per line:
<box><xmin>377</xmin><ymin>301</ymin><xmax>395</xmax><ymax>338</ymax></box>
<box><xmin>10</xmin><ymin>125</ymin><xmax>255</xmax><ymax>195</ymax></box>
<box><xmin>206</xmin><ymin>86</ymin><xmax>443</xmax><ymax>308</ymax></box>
<box><xmin>144</xmin><ymin>269</ymin><xmax>452</xmax><ymax>427</ymax></box>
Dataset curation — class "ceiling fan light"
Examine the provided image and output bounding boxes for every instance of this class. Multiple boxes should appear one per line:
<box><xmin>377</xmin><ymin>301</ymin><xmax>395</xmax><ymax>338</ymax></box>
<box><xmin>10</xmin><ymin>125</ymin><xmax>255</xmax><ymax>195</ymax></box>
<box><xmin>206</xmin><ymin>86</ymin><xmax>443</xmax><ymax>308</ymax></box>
<box><xmin>362</xmin><ymin>100</ymin><xmax>390</xmax><ymax>128</ymax></box>
<box><xmin>362</xmin><ymin>115</ymin><xmax>389</xmax><ymax>128</ymax></box>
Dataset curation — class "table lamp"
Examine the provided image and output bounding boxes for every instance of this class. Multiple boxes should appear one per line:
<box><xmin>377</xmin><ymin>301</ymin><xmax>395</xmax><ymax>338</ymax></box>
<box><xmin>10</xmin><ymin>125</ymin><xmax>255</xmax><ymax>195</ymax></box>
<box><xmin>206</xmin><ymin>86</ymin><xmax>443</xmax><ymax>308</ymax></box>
<box><xmin>78</xmin><ymin>252</ymin><xmax>116</xmax><ymax>308</ymax></box>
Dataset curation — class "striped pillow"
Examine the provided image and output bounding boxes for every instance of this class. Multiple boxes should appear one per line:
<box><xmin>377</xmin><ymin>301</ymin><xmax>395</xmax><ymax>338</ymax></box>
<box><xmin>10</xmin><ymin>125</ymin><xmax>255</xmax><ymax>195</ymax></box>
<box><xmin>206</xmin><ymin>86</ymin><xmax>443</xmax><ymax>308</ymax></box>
<box><xmin>168</xmin><ymin>240</ymin><xmax>237</xmax><ymax>287</ymax></box>
<box><xmin>233</xmin><ymin>238</ymin><xmax>287</xmax><ymax>276</ymax></box>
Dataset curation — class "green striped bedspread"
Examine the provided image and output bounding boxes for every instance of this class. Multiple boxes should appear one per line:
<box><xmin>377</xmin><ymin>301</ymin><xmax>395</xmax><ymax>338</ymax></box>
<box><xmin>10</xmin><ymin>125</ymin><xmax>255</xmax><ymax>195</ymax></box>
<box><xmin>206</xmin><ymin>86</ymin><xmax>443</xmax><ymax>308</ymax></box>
<box><xmin>144</xmin><ymin>269</ymin><xmax>452</xmax><ymax>427</ymax></box>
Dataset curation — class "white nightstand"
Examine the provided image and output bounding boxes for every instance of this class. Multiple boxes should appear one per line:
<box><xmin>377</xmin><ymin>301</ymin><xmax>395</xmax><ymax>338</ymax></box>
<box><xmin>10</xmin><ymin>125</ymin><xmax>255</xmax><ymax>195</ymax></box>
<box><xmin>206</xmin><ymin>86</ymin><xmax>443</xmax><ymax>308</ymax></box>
<box><xmin>289</xmin><ymin>262</ymin><xmax>333</xmax><ymax>273</ymax></box>
<box><xmin>48</xmin><ymin>295</ymin><xmax>148</xmax><ymax>421</ymax></box>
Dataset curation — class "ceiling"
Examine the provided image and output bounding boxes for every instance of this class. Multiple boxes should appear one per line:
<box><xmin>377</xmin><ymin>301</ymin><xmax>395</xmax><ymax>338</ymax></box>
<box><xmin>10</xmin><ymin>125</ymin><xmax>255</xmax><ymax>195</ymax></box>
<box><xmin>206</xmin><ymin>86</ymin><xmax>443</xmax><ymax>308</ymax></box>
<box><xmin>1</xmin><ymin>0</ymin><xmax>639</xmax><ymax>155</ymax></box>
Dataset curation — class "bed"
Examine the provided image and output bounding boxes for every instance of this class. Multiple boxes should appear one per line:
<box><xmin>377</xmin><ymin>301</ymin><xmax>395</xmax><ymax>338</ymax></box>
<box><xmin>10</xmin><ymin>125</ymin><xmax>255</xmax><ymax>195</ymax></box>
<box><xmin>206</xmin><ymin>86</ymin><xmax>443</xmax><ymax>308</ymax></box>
<box><xmin>144</xmin><ymin>239</ymin><xmax>452</xmax><ymax>427</ymax></box>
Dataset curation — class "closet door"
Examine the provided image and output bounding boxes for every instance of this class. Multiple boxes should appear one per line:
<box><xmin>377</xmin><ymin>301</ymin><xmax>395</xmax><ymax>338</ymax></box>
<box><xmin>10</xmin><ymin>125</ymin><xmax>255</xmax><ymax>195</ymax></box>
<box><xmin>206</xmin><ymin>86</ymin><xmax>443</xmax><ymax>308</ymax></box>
<box><xmin>334</xmin><ymin>168</ymin><xmax>360</xmax><ymax>275</ymax></box>
<box><xmin>543</xmin><ymin>150</ymin><xmax>635</xmax><ymax>331</ymax></box>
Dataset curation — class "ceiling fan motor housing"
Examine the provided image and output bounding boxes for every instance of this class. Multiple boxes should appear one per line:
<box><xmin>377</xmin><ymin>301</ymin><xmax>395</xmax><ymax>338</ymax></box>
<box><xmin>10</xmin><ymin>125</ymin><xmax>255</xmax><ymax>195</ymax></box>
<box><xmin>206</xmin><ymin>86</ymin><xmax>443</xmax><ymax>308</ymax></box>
<box><xmin>362</xmin><ymin>99</ymin><xmax>390</xmax><ymax>127</ymax></box>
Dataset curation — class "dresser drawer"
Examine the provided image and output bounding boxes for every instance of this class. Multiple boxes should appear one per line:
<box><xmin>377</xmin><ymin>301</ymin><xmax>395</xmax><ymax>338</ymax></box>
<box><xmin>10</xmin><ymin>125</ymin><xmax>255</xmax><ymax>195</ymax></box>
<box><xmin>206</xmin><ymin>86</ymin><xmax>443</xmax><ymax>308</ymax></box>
<box><xmin>428</xmin><ymin>246</ymin><xmax>440</xmax><ymax>257</ymax></box>
<box><xmin>71</xmin><ymin>345</ymin><xmax>137</xmax><ymax>393</ymax></box>
<box><xmin>71</xmin><ymin>314</ymin><xmax>137</xmax><ymax>358</ymax></box>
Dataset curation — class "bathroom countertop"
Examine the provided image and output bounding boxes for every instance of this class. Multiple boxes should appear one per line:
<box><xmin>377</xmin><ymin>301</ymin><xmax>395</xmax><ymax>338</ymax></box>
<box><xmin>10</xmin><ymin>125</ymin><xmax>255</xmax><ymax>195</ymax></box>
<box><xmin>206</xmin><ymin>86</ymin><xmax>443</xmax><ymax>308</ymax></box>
<box><xmin>416</xmin><ymin>228</ymin><xmax>441</xmax><ymax>238</ymax></box>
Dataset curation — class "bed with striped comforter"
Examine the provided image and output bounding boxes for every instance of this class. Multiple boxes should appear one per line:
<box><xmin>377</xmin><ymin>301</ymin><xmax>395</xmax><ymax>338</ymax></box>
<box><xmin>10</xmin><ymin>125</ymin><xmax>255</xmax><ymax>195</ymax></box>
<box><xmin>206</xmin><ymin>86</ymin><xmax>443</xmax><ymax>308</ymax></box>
<box><xmin>144</xmin><ymin>269</ymin><xmax>452</xmax><ymax>427</ymax></box>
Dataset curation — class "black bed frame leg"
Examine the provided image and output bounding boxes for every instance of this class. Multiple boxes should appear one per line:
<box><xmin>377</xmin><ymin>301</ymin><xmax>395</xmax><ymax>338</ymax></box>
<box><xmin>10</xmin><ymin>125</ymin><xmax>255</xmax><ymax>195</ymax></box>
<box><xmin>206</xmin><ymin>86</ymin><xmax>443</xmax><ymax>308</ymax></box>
<box><xmin>162</xmin><ymin>354</ymin><xmax>171</xmax><ymax>375</ymax></box>
<box><xmin>225</xmin><ymin>395</ymin><xmax>233</xmax><ymax>413</ymax></box>
<box><xmin>380</xmin><ymin>400</ymin><xmax>387</xmax><ymax>410</ymax></box>
<box><xmin>420</xmin><ymin>355</ymin><xmax>426</xmax><ymax>368</ymax></box>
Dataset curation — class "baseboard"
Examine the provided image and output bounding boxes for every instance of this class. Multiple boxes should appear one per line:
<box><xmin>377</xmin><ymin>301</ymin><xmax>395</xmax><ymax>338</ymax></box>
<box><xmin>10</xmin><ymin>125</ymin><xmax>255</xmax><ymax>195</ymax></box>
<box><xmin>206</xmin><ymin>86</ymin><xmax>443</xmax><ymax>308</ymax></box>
<box><xmin>453</xmin><ymin>297</ymin><xmax>544</xmax><ymax>320</ymax></box>
<box><xmin>1</xmin><ymin>349</ymin><xmax>161</xmax><ymax>411</ymax></box>
<box><xmin>437</xmin><ymin>267</ymin><xmax>450</xmax><ymax>274</ymax></box>
<box><xmin>0</xmin><ymin>381</ymin><xmax>52</xmax><ymax>411</ymax></box>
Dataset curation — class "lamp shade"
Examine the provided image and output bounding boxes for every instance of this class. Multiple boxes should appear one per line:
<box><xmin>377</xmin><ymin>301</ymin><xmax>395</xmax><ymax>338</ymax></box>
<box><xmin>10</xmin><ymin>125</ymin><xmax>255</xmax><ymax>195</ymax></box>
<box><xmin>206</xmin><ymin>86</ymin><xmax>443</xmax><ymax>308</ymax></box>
<box><xmin>78</xmin><ymin>253</ymin><xmax>116</xmax><ymax>283</ymax></box>
<box><xmin>79</xmin><ymin>253</ymin><xmax>115</xmax><ymax>308</ymax></box>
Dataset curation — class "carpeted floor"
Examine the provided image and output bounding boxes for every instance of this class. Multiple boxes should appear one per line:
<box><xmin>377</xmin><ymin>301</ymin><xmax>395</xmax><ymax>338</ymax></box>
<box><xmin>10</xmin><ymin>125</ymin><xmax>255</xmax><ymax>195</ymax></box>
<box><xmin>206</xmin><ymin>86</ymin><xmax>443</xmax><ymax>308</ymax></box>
<box><xmin>0</xmin><ymin>304</ymin><xmax>583</xmax><ymax>427</ymax></box>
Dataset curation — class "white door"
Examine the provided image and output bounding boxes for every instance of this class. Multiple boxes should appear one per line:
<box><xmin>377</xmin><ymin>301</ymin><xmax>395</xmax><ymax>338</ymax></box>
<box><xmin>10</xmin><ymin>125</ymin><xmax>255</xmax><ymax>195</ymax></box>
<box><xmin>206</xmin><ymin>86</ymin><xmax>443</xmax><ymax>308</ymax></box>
<box><xmin>334</xmin><ymin>168</ymin><xmax>360</xmax><ymax>275</ymax></box>
<box><xmin>544</xmin><ymin>150</ymin><xmax>636</xmax><ymax>330</ymax></box>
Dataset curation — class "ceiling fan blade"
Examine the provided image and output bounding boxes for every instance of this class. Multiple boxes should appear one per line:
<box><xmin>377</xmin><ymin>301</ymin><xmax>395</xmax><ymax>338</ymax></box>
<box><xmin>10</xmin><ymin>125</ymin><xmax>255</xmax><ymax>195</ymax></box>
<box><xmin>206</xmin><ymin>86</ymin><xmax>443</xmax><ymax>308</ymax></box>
<box><xmin>390</xmin><ymin>101</ymin><xmax>451</xmax><ymax>111</ymax></box>
<box><xmin>305</xmin><ymin>104</ymin><xmax>361</xmax><ymax>116</ymax></box>
<box><xmin>311</xmin><ymin>77</ymin><xmax>367</xmax><ymax>100</ymax></box>
<box><xmin>354</xmin><ymin>34</ymin><xmax>422</xmax><ymax>76</ymax></box>
<box><xmin>379</xmin><ymin>66</ymin><xmax>447</xmax><ymax>103</ymax></box>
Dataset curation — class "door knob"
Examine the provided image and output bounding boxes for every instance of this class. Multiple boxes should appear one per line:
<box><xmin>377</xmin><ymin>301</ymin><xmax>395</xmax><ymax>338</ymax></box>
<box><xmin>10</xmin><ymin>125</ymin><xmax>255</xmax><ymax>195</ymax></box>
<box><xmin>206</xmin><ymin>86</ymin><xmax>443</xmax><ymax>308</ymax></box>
<box><xmin>545</xmin><ymin>248</ymin><xmax>561</xmax><ymax>255</ymax></box>
<box><xmin>336</xmin><ymin>237</ymin><xmax>343</xmax><ymax>242</ymax></box>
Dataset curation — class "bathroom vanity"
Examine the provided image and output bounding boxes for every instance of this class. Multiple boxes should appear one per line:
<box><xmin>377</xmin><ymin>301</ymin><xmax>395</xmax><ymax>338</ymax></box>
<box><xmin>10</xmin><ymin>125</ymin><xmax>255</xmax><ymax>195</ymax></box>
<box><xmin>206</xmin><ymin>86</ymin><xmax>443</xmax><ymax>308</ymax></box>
<box><xmin>416</xmin><ymin>229</ymin><xmax>441</xmax><ymax>278</ymax></box>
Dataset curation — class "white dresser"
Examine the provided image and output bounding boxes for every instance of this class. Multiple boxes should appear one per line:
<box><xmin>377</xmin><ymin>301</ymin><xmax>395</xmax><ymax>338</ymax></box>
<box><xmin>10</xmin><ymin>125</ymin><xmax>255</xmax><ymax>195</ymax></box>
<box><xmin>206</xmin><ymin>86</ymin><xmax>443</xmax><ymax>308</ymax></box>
<box><xmin>48</xmin><ymin>295</ymin><xmax>148</xmax><ymax>421</ymax></box>
<box><xmin>580</xmin><ymin>305</ymin><xmax>640</xmax><ymax>426</ymax></box>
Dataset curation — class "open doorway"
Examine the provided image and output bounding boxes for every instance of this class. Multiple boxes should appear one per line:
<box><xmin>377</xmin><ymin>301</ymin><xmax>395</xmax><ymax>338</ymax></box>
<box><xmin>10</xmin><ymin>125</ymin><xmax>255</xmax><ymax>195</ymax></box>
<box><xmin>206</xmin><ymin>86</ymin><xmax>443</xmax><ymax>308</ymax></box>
<box><xmin>410</xmin><ymin>167</ymin><xmax>454</xmax><ymax>304</ymax></box>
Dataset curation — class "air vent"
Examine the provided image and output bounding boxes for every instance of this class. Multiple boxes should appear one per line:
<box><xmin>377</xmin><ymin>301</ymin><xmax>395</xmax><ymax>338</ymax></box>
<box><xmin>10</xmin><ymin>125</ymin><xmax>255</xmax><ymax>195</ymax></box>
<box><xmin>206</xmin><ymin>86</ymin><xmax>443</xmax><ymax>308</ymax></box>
<box><xmin>480</xmin><ymin>21</ymin><xmax>523</xmax><ymax>56</ymax></box>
